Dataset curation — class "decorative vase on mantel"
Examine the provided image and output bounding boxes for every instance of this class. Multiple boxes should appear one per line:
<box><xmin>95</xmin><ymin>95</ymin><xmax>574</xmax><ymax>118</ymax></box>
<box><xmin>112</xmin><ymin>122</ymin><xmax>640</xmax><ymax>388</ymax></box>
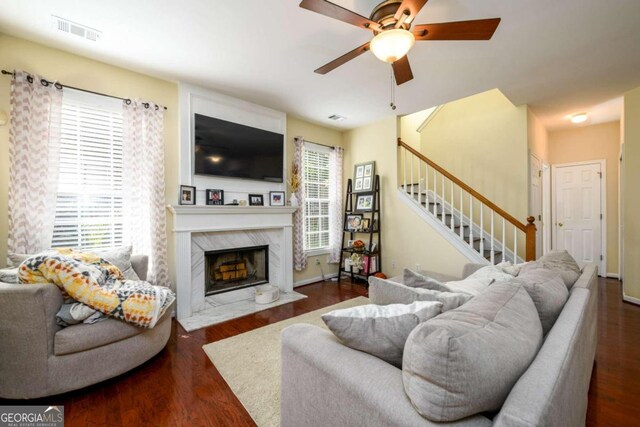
<box><xmin>289</xmin><ymin>193</ymin><xmax>299</xmax><ymax>207</ymax></box>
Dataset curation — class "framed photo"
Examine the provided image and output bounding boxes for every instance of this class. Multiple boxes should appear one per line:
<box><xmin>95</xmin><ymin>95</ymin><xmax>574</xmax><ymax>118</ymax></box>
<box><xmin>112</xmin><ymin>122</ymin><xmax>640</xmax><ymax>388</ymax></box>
<box><xmin>361</xmin><ymin>218</ymin><xmax>371</xmax><ymax>230</ymax></box>
<box><xmin>353</xmin><ymin>161</ymin><xmax>375</xmax><ymax>193</ymax></box>
<box><xmin>345</xmin><ymin>213</ymin><xmax>363</xmax><ymax>231</ymax></box>
<box><xmin>369</xmin><ymin>242</ymin><xmax>377</xmax><ymax>252</ymax></box>
<box><xmin>356</xmin><ymin>193</ymin><xmax>374</xmax><ymax>211</ymax></box>
<box><xmin>249</xmin><ymin>194</ymin><xmax>264</xmax><ymax>206</ymax></box>
<box><xmin>179</xmin><ymin>185</ymin><xmax>196</xmax><ymax>205</ymax></box>
<box><xmin>269</xmin><ymin>191</ymin><xmax>285</xmax><ymax>206</ymax></box>
<box><xmin>206</xmin><ymin>189</ymin><xmax>224</xmax><ymax>205</ymax></box>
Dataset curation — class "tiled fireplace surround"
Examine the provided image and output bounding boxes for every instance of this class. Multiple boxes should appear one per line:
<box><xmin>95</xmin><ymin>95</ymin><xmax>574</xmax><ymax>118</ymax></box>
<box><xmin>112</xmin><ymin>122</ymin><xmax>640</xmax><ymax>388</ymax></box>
<box><xmin>167</xmin><ymin>205</ymin><xmax>299</xmax><ymax>321</ymax></box>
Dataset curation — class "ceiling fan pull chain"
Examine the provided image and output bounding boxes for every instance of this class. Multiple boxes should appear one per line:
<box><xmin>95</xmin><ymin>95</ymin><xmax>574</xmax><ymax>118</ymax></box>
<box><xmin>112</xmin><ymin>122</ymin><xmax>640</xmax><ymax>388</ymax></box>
<box><xmin>390</xmin><ymin>66</ymin><xmax>397</xmax><ymax>110</ymax></box>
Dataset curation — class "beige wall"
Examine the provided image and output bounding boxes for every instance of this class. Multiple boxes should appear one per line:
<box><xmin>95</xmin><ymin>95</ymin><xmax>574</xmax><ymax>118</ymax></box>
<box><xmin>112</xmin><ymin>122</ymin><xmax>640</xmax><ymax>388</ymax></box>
<box><xmin>622</xmin><ymin>86</ymin><xmax>640</xmax><ymax>300</ymax></box>
<box><xmin>0</xmin><ymin>35</ymin><xmax>179</xmax><ymax>273</ymax></box>
<box><xmin>344</xmin><ymin>116</ymin><xmax>470</xmax><ymax>278</ymax></box>
<box><xmin>548</xmin><ymin>121</ymin><xmax>621</xmax><ymax>275</ymax></box>
<box><xmin>419</xmin><ymin>89</ymin><xmax>530</xmax><ymax>223</ymax></box>
<box><xmin>528</xmin><ymin>108</ymin><xmax>549</xmax><ymax>163</ymax></box>
<box><xmin>286</xmin><ymin>116</ymin><xmax>345</xmax><ymax>284</ymax></box>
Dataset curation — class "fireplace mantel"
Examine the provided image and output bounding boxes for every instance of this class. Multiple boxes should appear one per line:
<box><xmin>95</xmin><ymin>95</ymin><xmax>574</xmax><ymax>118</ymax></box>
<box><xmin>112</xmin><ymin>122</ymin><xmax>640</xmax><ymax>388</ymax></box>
<box><xmin>167</xmin><ymin>205</ymin><xmax>297</xmax><ymax>319</ymax></box>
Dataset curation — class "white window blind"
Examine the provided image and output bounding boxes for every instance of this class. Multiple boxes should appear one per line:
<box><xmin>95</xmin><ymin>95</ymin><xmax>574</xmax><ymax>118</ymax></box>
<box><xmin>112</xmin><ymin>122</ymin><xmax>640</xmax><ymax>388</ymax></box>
<box><xmin>303</xmin><ymin>145</ymin><xmax>331</xmax><ymax>251</ymax></box>
<box><xmin>51</xmin><ymin>89</ymin><xmax>127</xmax><ymax>250</ymax></box>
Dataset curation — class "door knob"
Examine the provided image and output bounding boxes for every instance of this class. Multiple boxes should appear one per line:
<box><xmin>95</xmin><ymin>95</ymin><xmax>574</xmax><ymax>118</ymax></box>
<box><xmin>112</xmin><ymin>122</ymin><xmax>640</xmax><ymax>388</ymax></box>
<box><xmin>558</xmin><ymin>222</ymin><xmax>563</xmax><ymax>227</ymax></box>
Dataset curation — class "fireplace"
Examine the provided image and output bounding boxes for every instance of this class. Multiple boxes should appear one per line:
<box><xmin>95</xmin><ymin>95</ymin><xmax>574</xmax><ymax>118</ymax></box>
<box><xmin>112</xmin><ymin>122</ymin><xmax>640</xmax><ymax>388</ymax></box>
<box><xmin>204</xmin><ymin>245</ymin><xmax>269</xmax><ymax>295</ymax></box>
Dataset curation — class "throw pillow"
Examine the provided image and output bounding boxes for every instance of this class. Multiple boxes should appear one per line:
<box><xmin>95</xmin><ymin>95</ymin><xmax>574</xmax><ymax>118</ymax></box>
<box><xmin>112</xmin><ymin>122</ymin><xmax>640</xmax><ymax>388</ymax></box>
<box><xmin>403</xmin><ymin>269</ymin><xmax>450</xmax><ymax>292</ymax></box>
<box><xmin>369</xmin><ymin>276</ymin><xmax>473</xmax><ymax>311</ymax></box>
<box><xmin>467</xmin><ymin>264</ymin><xmax>515</xmax><ymax>283</ymax></box>
<box><xmin>322</xmin><ymin>301</ymin><xmax>443</xmax><ymax>367</ymax></box>
<box><xmin>95</xmin><ymin>246</ymin><xmax>140</xmax><ymax>281</ymax></box>
<box><xmin>403</xmin><ymin>283</ymin><xmax>543</xmax><ymax>422</ymax></box>
<box><xmin>404</xmin><ymin>269</ymin><xmax>493</xmax><ymax>296</ymax></box>
<box><xmin>7</xmin><ymin>252</ymin><xmax>30</xmax><ymax>268</ymax></box>
<box><xmin>0</xmin><ymin>268</ymin><xmax>19</xmax><ymax>284</ymax></box>
<box><xmin>514</xmin><ymin>269</ymin><xmax>568</xmax><ymax>335</ymax></box>
<box><xmin>539</xmin><ymin>250</ymin><xmax>582</xmax><ymax>289</ymax></box>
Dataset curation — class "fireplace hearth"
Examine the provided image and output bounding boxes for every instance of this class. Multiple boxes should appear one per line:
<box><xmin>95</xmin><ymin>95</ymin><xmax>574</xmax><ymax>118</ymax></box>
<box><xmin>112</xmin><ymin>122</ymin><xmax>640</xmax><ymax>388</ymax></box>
<box><xmin>205</xmin><ymin>245</ymin><xmax>269</xmax><ymax>295</ymax></box>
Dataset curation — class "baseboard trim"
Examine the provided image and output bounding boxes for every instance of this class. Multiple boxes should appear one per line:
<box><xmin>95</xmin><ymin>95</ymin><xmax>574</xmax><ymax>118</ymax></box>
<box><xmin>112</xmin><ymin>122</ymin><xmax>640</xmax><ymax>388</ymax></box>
<box><xmin>623</xmin><ymin>294</ymin><xmax>640</xmax><ymax>306</ymax></box>
<box><xmin>294</xmin><ymin>272</ymin><xmax>339</xmax><ymax>288</ymax></box>
<box><xmin>606</xmin><ymin>273</ymin><xmax>620</xmax><ymax>279</ymax></box>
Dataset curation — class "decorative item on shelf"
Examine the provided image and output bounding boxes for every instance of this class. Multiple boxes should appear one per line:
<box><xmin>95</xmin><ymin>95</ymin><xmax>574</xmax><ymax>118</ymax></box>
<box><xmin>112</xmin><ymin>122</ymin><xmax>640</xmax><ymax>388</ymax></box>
<box><xmin>206</xmin><ymin>189</ymin><xmax>224</xmax><ymax>205</ymax></box>
<box><xmin>361</xmin><ymin>218</ymin><xmax>371</xmax><ymax>231</ymax></box>
<box><xmin>356</xmin><ymin>193</ymin><xmax>374</xmax><ymax>211</ymax></box>
<box><xmin>237</xmin><ymin>200</ymin><xmax>246</xmax><ymax>206</ymax></box>
<box><xmin>353</xmin><ymin>161</ymin><xmax>375</xmax><ymax>193</ymax></box>
<box><xmin>345</xmin><ymin>213</ymin><xmax>363</xmax><ymax>231</ymax></box>
<box><xmin>288</xmin><ymin>163</ymin><xmax>301</xmax><ymax>207</ymax></box>
<box><xmin>369</xmin><ymin>242</ymin><xmax>377</xmax><ymax>252</ymax></box>
<box><xmin>269</xmin><ymin>191</ymin><xmax>285</xmax><ymax>206</ymax></box>
<box><xmin>374</xmin><ymin>272</ymin><xmax>387</xmax><ymax>279</ymax></box>
<box><xmin>351</xmin><ymin>240</ymin><xmax>365</xmax><ymax>252</ymax></box>
<box><xmin>350</xmin><ymin>253</ymin><xmax>364</xmax><ymax>273</ymax></box>
<box><xmin>179</xmin><ymin>185</ymin><xmax>196</xmax><ymax>205</ymax></box>
<box><xmin>249</xmin><ymin>194</ymin><xmax>264</xmax><ymax>206</ymax></box>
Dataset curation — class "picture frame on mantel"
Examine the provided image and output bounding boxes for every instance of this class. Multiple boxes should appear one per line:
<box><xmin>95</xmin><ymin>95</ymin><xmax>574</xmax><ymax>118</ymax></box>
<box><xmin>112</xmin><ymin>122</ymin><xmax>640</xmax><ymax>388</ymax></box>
<box><xmin>353</xmin><ymin>161</ymin><xmax>375</xmax><ymax>193</ymax></box>
<box><xmin>179</xmin><ymin>185</ymin><xmax>196</xmax><ymax>205</ymax></box>
<box><xmin>206</xmin><ymin>189</ymin><xmax>224</xmax><ymax>205</ymax></box>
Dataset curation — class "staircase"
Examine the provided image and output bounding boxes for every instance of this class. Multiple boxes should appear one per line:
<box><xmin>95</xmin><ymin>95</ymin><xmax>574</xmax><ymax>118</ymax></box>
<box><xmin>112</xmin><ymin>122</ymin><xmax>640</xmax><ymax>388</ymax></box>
<box><xmin>398</xmin><ymin>139</ymin><xmax>536</xmax><ymax>265</ymax></box>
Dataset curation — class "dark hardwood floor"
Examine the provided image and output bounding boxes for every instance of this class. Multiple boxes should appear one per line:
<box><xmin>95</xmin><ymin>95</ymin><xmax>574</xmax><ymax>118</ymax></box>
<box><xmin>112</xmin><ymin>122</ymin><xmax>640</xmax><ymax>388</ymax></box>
<box><xmin>1</xmin><ymin>277</ymin><xmax>638</xmax><ymax>426</ymax></box>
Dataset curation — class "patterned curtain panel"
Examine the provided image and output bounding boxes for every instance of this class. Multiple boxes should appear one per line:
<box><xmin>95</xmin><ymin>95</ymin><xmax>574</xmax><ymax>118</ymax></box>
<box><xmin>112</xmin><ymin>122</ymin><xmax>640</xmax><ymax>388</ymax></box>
<box><xmin>293</xmin><ymin>137</ymin><xmax>307</xmax><ymax>271</ymax></box>
<box><xmin>328</xmin><ymin>147</ymin><xmax>344</xmax><ymax>263</ymax></box>
<box><xmin>8</xmin><ymin>70</ymin><xmax>63</xmax><ymax>255</ymax></box>
<box><xmin>122</xmin><ymin>100</ymin><xmax>170</xmax><ymax>288</ymax></box>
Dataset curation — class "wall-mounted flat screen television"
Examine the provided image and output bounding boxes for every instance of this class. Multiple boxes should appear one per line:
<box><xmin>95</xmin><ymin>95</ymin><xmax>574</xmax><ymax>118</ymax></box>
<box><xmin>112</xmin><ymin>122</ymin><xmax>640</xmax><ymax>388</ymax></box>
<box><xmin>194</xmin><ymin>113</ymin><xmax>284</xmax><ymax>182</ymax></box>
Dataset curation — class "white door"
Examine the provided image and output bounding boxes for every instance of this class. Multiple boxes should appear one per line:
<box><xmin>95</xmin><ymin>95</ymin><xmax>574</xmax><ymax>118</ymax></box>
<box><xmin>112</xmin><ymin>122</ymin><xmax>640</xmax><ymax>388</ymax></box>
<box><xmin>530</xmin><ymin>154</ymin><xmax>543</xmax><ymax>259</ymax></box>
<box><xmin>552</xmin><ymin>162</ymin><xmax>603</xmax><ymax>271</ymax></box>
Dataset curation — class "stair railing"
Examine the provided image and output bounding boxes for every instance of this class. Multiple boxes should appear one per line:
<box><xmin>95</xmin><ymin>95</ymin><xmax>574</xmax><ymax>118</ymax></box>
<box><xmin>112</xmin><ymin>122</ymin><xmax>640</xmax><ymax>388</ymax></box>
<box><xmin>398</xmin><ymin>138</ymin><xmax>536</xmax><ymax>262</ymax></box>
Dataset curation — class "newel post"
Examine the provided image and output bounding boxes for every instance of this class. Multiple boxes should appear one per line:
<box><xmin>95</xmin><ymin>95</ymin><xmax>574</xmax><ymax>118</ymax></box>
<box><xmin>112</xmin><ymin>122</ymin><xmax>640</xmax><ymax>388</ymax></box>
<box><xmin>525</xmin><ymin>216</ymin><xmax>537</xmax><ymax>261</ymax></box>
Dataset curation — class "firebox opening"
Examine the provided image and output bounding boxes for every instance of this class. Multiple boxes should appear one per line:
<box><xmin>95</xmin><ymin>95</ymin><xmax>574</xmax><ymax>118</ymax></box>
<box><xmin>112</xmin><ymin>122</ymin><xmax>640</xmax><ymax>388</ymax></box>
<box><xmin>204</xmin><ymin>245</ymin><xmax>269</xmax><ymax>295</ymax></box>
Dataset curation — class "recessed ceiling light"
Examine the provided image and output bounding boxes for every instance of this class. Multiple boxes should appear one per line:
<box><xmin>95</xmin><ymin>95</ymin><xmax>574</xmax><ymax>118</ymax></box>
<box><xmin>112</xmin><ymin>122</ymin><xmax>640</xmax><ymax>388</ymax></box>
<box><xmin>328</xmin><ymin>114</ymin><xmax>346</xmax><ymax>121</ymax></box>
<box><xmin>570</xmin><ymin>113</ymin><xmax>588</xmax><ymax>124</ymax></box>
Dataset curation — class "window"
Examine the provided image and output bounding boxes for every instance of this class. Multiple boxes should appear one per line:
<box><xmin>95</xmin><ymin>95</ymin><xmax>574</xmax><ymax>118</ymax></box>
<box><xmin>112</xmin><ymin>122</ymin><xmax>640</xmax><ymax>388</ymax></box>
<box><xmin>51</xmin><ymin>89</ymin><xmax>126</xmax><ymax>250</ymax></box>
<box><xmin>303</xmin><ymin>145</ymin><xmax>331</xmax><ymax>252</ymax></box>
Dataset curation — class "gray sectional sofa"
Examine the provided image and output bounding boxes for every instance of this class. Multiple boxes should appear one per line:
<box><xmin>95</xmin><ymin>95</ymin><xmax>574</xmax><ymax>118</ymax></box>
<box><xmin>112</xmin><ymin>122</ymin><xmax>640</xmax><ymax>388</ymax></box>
<box><xmin>281</xmin><ymin>263</ymin><xmax>598</xmax><ymax>427</ymax></box>
<box><xmin>0</xmin><ymin>255</ymin><xmax>173</xmax><ymax>399</ymax></box>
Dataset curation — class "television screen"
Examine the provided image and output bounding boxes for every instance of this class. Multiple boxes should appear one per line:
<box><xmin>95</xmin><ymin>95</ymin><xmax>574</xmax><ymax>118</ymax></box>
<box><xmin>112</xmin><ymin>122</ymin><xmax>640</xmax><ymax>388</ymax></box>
<box><xmin>194</xmin><ymin>114</ymin><xmax>284</xmax><ymax>182</ymax></box>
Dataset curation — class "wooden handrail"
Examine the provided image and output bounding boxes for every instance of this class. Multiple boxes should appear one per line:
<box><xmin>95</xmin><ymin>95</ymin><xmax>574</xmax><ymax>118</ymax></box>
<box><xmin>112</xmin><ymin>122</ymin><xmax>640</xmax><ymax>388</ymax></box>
<box><xmin>398</xmin><ymin>138</ymin><xmax>537</xmax><ymax>261</ymax></box>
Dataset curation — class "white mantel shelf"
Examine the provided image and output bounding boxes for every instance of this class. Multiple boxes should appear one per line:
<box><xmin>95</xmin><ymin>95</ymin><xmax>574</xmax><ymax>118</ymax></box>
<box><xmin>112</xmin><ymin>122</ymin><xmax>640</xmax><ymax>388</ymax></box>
<box><xmin>166</xmin><ymin>204</ymin><xmax>296</xmax><ymax>320</ymax></box>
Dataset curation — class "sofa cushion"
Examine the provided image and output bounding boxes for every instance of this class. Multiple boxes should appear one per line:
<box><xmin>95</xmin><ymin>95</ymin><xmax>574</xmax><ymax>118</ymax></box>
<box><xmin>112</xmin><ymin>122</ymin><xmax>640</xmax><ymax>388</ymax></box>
<box><xmin>95</xmin><ymin>246</ymin><xmax>140</xmax><ymax>281</ymax></box>
<box><xmin>369</xmin><ymin>276</ymin><xmax>473</xmax><ymax>311</ymax></box>
<box><xmin>466</xmin><ymin>265</ymin><xmax>516</xmax><ymax>283</ymax></box>
<box><xmin>538</xmin><ymin>250</ymin><xmax>582</xmax><ymax>288</ymax></box>
<box><xmin>54</xmin><ymin>309</ymin><xmax>171</xmax><ymax>356</ymax></box>
<box><xmin>404</xmin><ymin>269</ymin><xmax>493</xmax><ymax>296</ymax></box>
<box><xmin>0</xmin><ymin>268</ymin><xmax>19</xmax><ymax>284</ymax></box>
<box><xmin>513</xmin><ymin>268</ymin><xmax>568</xmax><ymax>335</ymax></box>
<box><xmin>402</xmin><ymin>283</ymin><xmax>543</xmax><ymax>422</ymax></box>
<box><xmin>322</xmin><ymin>301</ymin><xmax>442</xmax><ymax>367</ymax></box>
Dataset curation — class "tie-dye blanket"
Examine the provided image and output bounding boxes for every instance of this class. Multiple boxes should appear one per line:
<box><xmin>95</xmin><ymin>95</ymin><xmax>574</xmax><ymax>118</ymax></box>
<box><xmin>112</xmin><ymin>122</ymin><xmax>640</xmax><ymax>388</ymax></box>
<box><xmin>18</xmin><ymin>249</ymin><xmax>175</xmax><ymax>328</ymax></box>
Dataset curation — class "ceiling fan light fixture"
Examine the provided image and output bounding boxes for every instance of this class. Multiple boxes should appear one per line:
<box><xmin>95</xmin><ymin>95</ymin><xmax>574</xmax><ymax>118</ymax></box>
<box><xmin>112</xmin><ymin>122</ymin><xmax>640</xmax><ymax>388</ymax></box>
<box><xmin>370</xmin><ymin>29</ymin><xmax>415</xmax><ymax>63</ymax></box>
<box><xmin>570</xmin><ymin>113</ymin><xmax>588</xmax><ymax>124</ymax></box>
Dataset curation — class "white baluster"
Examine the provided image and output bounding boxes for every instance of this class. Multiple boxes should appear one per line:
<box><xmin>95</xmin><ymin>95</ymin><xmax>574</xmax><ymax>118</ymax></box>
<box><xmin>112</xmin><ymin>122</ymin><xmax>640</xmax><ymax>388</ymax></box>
<box><xmin>459</xmin><ymin>188</ymin><xmax>464</xmax><ymax>239</ymax></box>
<box><xmin>450</xmin><ymin>182</ymin><xmax>454</xmax><ymax>231</ymax></box>
<box><xmin>433</xmin><ymin>169</ymin><xmax>437</xmax><ymax>216</ymax></box>
<box><xmin>490</xmin><ymin>210</ymin><xmax>495</xmax><ymax>264</ymax></box>
<box><xmin>403</xmin><ymin>148</ymin><xmax>407</xmax><ymax>192</ymax></box>
<box><xmin>468</xmin><ymin>195</ymin><xmax>473</xmax><ymax>249</ymax></box>
<box><xmin>418</xmin><ymin>157</ymin><xmax>422</xmax><ymax>207</ymax></box>
<box><xmin>410</xmin><ymin>153</ymin><xmax>415</xmax><ymax>200</ymax></box>
<box><xmin>514</xmin><ymin>226</ymin><xmax>518</xmax><ymax>263</ymax></box>
<box><xmin>480</xmin><ymin>203</ymin><xmax>484</xmax><ymax>257</ymax></box>
<box><xmin>502</xmin><ymin>218</ymin><xmax>506</xmax><ymax>263</ymax></box>
<box><xmin>441</xmin><ymin>176</ymin><xmax>446</xmax><ymax>223</ymax></box>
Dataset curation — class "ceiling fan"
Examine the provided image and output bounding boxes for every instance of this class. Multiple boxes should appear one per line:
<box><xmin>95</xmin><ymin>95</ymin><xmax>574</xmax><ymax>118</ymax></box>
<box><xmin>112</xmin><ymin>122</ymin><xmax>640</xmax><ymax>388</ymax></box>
<box><xmin>300</xmin><ymin>0</ymin><xmax>501</xmax><ymax>85</ymax></box>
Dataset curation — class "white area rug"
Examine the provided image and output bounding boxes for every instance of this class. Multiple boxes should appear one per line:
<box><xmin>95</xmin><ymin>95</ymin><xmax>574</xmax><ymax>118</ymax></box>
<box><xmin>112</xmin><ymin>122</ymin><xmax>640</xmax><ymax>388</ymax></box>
<box><xmin>202</xmin><ymin>296</ymin><xmax>369</xmax><ymax>427</ymax></box>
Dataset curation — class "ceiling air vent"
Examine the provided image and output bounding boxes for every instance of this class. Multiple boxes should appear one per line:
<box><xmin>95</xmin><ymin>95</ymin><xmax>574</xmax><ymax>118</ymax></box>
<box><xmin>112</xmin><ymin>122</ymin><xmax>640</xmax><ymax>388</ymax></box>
<box><xmin>328</xmin><ymin>114</ymin><xmax>346</xmax><ymax>121</ymax></box>
<box><xmin>51</xmin><ymin>15</ymin><xmax>102</xmax><ymax>42</ymax></box>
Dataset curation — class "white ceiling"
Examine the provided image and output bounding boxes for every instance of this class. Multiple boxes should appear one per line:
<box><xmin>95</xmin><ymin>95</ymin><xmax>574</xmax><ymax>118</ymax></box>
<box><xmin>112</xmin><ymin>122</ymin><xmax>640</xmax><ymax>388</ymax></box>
<box><xmin>0</xmin><ymin>0</ymin><xmax>638</xmax><ymax>131</ymax></box>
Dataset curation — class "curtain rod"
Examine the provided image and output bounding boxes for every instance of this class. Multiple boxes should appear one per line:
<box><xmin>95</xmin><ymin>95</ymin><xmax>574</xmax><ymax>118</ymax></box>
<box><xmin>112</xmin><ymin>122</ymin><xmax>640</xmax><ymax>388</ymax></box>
<box><xmin>1</xmin><ymin>69</ymin><xmax>167</xmax><ymax>111</ymax></box>
<box><xmin>303</xmin><ymin>139</ymin><xmax>337</xmax><ymax>150</ymax></box>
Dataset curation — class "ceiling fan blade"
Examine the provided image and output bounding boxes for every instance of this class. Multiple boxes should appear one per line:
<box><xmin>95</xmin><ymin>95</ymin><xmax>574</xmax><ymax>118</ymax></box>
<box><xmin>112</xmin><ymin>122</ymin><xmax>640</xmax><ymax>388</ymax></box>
<box><xmin>413</xmin><ymin>18</ymin><xmax>501</xmax><ymax>41</ymax></box>
<box><xmin>392</xmin><ymin>55</ymin><xmax>414</xmax><ymax>85</ymax></box>
<box><xmin>300</xmin><ymin>0</ymin><xmax>381</xmax><ymax>31</ymax></box>
<box><xmin>394</xmin><ymin>0</ymin><xmax>429</xmax><ymax>24</ymax></box>
<box><xmin>314</xmin><ymin>42</ymin><xmax>371</xmax><ymax>75</ymax></box>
